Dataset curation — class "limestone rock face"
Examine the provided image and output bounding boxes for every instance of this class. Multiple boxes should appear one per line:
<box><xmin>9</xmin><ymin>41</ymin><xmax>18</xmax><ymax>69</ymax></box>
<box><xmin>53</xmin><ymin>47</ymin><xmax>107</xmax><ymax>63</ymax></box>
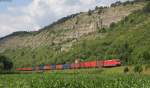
<box><xmin>0</xmin><ymin>2</ymin><xmax>145</xmax><ymax>52</ymax></box>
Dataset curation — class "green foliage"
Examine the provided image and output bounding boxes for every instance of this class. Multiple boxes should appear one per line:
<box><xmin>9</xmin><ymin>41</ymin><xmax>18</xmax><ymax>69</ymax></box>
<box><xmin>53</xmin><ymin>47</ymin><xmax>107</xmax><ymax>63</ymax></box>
<box><xmin>124</xmin><ymin>67</ymin><xmax>129</xmax><ymax>73</ymax></box>
<box><xmin>109</xmin><ymin>22</ymin><xmax>116</xmax><ymax>28</ymax></box>
<box><xmin>98</xmin><ymin>28</ymin><xmax>107</xmax><ymax>33</ymax></box>
<box><xmin>143</xmin><ymin>52</ymin><xmax>150</xmax><ymax>60</ymax></box>
<box><xmin>1</xmin><ymin>73</ymin><xmax>150</xmax><ymax>88</ymax></box>
<box><xmin>0</xmin><ymin>55</ymin><xmax>13</xmax><ymax>73</ymax></box>
<box><xmin>133</xmin><ymin>65</ymin><xmax>143</xmax><ymax>74</ymax></box>
<box><xmin>115</xmin><ymin>42</ymin><xmax>132</xmax><ymax>64</ymax></box>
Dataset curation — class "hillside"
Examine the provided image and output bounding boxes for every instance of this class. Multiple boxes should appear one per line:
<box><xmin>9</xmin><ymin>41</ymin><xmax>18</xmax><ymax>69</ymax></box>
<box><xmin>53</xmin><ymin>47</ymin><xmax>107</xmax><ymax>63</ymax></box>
<box><xmin>0</xmin><ymin>2</ymin><xmax>144</xmax><ymax>51</ymax></box>
<box><xmin>0</xmin><ymin>1</ymin><xmax>149</xmax><ymax>68</ymax></box>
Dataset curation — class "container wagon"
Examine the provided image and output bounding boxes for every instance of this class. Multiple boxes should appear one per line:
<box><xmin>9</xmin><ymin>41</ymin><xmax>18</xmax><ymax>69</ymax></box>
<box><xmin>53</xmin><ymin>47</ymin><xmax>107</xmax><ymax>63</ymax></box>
<box><xmin>63</xmin><ymin>64</ymin><xmax>71</xmax><ymax>69</ymax></box>
<box><xmin>71</xmin><ymin>63</ymin><xmax>80</xmax><ymax>69</ymax></box>
<box><xmin>16</xmin><ymin>59</ymin><xmax>121</xmax><ymax>71</ymax></box>
<box><xmin>51</xmin><ymin>65</ymin><xmax>56</xmax><ymax>70</ymax></box>
<box><xmin>44</xmin><ymin>65</ymin><xmax>51</xmax><ymax>70</ymax></box>
<box><xmin>56</xmin><ymin>64</ymin><xmax>63</xmax><ymax>70</ymax></box>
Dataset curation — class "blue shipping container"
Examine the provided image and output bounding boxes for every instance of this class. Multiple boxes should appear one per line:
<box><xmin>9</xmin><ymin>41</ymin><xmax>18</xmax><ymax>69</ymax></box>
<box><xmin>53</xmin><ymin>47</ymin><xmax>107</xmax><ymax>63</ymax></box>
<box><xmin>51</xmin><ymin>65</ymin><xmax>56</xmax><ymax>70</ymax></box>
<box><xmin>63</xmin><ymin>64</ymin><xmax>70</xmax><ymax>69</ymax></box>
<box><xmin>39</xmin><ymin>65</ymin><xmax>44</xmax><ymax>70</ymax></box>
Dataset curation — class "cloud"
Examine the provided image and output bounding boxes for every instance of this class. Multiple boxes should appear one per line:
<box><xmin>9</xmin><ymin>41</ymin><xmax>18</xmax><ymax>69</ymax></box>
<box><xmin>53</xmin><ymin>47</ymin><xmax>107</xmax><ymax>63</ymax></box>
<box><xmin>79</xmin><ymin>0</ymin><xmax>96</xmax><ymax>5</ymax></box>
<box><xmin>0</xmin><ymin>0</ymin><xmax>130</xmax><ymax>38</ymax></box>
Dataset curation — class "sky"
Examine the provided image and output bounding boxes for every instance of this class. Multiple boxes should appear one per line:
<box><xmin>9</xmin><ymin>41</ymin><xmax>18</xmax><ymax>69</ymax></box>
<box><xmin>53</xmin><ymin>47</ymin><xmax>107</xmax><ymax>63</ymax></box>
<box><xmin>0</xmin><ymin>0</ymin><xmax>130</xmax><ymax>38</ymax></box>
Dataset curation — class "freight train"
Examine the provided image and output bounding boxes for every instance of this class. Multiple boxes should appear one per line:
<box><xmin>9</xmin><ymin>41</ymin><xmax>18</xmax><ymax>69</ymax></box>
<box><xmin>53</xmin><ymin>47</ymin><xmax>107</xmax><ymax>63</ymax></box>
<box><xmin>16</xmin><ymin>59</ymin><xmax>121</xmax><ymax>71</ymax></box>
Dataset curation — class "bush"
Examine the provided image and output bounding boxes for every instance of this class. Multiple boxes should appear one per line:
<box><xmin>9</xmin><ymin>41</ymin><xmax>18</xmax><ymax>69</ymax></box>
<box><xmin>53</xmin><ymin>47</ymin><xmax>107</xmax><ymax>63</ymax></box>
<box><xmin>98</xmin><ymin>28</ymin><xmax>107</xmax><ymax>33</ymax></box>
<box><xmin>95</xmin><ymin>6</ymin><xmax>99</xmax><ymax>10</ymax></box>
<box><xmin>133</xmin><ymin>65</ymin><xmax>143</xmax><ymax>74</ymax></box>
<box><xmin>124</xmin><ymin>67</ymin><xmax>129</xmax><ymax>73</ymax></box>
<box><xmin>142</xmin><ymin>51</ymin><xmax>150</xmax><ymax>61</ymax></box>
<box><xmin>110</xmin><ymin>22</ymin><xmax>116</xmax><ymax>28</ymax></box>
<box><xmin>88</xmin><ymin>10</ymin><xmax>92</xmax><ymax>16</ymax></box>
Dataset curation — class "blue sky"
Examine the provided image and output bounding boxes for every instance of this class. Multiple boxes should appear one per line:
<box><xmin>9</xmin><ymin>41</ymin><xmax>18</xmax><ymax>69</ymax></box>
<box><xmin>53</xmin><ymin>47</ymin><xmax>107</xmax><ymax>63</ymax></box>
<box><xmin>0</xmin><ymin>0</ymin><xmax>129</xmax><ymax>37</ymax></box>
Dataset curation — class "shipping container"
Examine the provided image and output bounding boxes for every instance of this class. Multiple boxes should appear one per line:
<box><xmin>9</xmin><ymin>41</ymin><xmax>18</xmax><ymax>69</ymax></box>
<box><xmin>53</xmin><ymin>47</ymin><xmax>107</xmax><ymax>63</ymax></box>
<box><xmin>51</xmin><ymin>65</ymin><xmax>56</xmax><ymax>70</ymax></box>
<box><xmin>16</xmin><ymin>59</ymin><xmax>121</xmax><ymax>72</ymax></box>
<box><xmin>70</xmin><ymin>64</ymin><xmax>75</xmax><ymax>69</ymax></box>
<box><xmin>56</xmin><ymin>64</ymin><xmax>63</xmax><ymax>70</ymax></box>
<box><xmin>39</xmin><ymin>65</ymin><xmax>44</xmax><ymax>70</ymax></box>
<box><xmin>71</xmin><ymin>63</ymin><xmax>80</xmax><ymax>69</ymax></box>
<box><xmin>35</xmin><ymin>66</ymin><xmax>40</xmax><ymax>71</ymax></box>
<box><xmin>44</xmin><ymin>65</ymin><xmax>51</xmax><ymax>70</ymax></box>
<box><xmin>63</xmin><ymin>64</ymin><xmax>70</xmax><ymax>69</ymax></box>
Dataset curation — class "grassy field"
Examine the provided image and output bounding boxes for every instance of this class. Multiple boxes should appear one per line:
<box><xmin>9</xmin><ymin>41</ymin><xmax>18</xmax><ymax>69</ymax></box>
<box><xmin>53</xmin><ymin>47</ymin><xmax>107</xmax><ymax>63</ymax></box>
<box><xmin>1</xmin><ymin>67</ymin><xmax>150</xmax><ymax>88</ymax></box>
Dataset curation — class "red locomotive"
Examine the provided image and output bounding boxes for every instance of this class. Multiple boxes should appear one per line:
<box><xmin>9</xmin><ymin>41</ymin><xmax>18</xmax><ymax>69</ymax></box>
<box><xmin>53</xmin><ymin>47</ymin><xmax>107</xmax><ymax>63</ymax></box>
<box><xmin>16</xmin><ymin>59</ymin><xmax>121</xmax><ymax>71</ymax></box>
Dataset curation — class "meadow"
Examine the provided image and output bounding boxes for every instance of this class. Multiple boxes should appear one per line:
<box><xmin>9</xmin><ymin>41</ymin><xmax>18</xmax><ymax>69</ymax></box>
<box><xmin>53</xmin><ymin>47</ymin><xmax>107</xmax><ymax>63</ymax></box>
<box><xmin>1</xmin><ymin>67</ymin><xmax>150</xmax><ymax>88</ymax></box>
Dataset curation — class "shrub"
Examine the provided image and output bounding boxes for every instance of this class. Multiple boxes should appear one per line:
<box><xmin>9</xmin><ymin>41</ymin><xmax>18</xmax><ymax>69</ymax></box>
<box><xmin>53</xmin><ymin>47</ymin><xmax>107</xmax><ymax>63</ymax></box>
<box><xmin>95</xmin><ymin>6</ymin><xmax>99</xmax><ymax>10</ymax></box>
<box><xmin>110</xmin><ymin>22</ymin><xmax>116</xmax><ymax>28</ymax></box>
<box><xmin>124</xmin><ymin>67</ymin><xmax>129</xmax><ymax>73</ymax></box>
<box><xmin>98</xmin><ymin>9</ymin><xmax>103</xmax><ymax>15</ymax></box>
<box><xmin>98</xmin><ymin>28</ymin><xmax>107</xmax><ymax>33</ymax></box>
<box><xmin>88</xmin><ymin>10</ymin><xmax>92</xmax><ymax>16</ymax></box>
<box><xmin>133</xmin><ymin>65</ymin><xmax>143</xmax><ymax>74</ymax></box>
<box><xmin>142</xmin><ymin>51</ymin><xmax>150</xmax><ymax>61</ymax></box>
<box><xmin>21</xmin><ymin>51</ymin><xmax>25</xmax><ymax>56</ymax></box>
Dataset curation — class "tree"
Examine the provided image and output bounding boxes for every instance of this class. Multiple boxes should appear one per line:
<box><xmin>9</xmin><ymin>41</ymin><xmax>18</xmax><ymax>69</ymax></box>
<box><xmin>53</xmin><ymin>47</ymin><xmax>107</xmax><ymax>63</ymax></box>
<box><xmin>0</xmin><ymin>55</ymin><xmax>13</xmax><ymax>71</ymax></box>
<box><xmin>98</xmin><ymin>28</ymin><xmax>106</xmax><ymax>33</ymax></box>
<box><xmin>95</xmin><ymin>6</ymin><xmax>99</xmax><ymax>10</ymax></box>
<box><xmin>116</xmin><ymin>42</ymin><xmax>132</xmax><ymax>64</ymax></box>
<box><xmin>88</xmin><ymin>9</ymin><xmax>92</xmax><ymax>16</ymax></box>
<box><xmin>110</xmin><ymin>22</ymin><xmax>116</xmax><ymax>28</ymax></box>
<box><xmin>0</xmin><ymin>62</ymin><xmax>4</xmax><ymax>72</ymax></box>
<box><xmin>143</xmin><ymin>51</ymin><xmax>150</xmax><ymax>61</ymax></box>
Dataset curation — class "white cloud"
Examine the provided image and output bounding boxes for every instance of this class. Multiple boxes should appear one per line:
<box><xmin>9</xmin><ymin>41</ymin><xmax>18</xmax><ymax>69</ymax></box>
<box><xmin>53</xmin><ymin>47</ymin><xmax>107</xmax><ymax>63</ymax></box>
<box><xmin>0</xmin><ymin>0</ymin><xmax>130</xmax><ymax>38</ymax></box>
<box><xmin>79</xmin><ymin>0</ymin><xmax>96</xmax><ymax>5</ymax></box>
